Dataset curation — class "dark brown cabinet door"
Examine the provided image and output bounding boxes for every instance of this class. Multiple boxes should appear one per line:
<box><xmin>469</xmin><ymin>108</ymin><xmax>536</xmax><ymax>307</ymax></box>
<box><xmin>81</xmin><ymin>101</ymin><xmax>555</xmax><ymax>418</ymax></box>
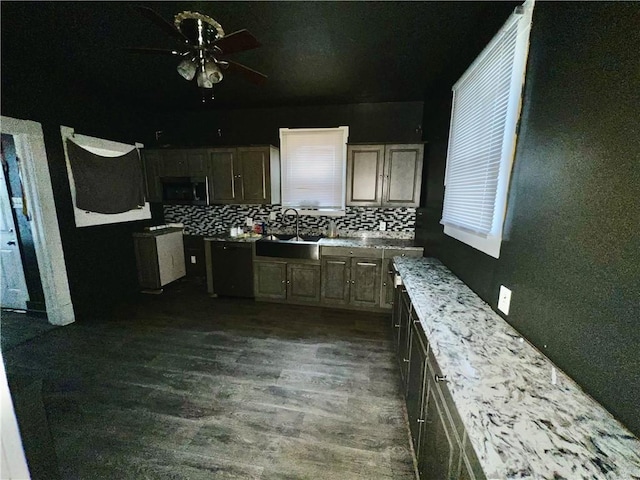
<box><xmin>406</xmin><ymin>322</ymin><xmax>428</xmax><ymax>453</ymax></box>
<box><xmin>142</xmin><ymin>151</ymin><xmax>163</xmax><ymax>202</ymax></box>
<box><xmin>321</xmin><ymin>257</ymin><xmax>350</xmax><ymax>305</ymax></box>
<box><xmin>187</xmin><ymin>150</ymin><xmax>208</xmax><ymax>176</ymax></box>
<box><xmin>209</xmin><ymin>148</ymin><xmax>238</xmax><ymax>203</ymax></box>
<box><xmin>253</xmin><ymin>261</ymin><xmax>287</xmax><ymax>299</ymax></box>
<box><xmin>346</xmin><ymin>145</ymin><xmax>385</xmax><ymax>206</ymax></box>
<box><xmin>383</xmin><ymin>144</ymin><xmax>424</xmax><ymax>207</ymax></box>
<box><xmin>391</xmin><ymin>283</ymin><xmax>402</xmax><ymax>349</ymax></box>
<box><xmin>237</xmin><ymin>147</ymin><xmax>269</xmax><ymax>203</ymax></box>
<box><xmin>349</xmin><ymin>258</ymin><xmax>381</xmax><ymax>307</ymax></box>
<box><xmin>398</xmin><ymin>290</ymin><xmax>412</xmax><ymax>383</ymax></box>
<box><xmin>418</xmin><ymin>360</ymin><xmax>461</xmax><ymax>480</ymax></box>
<box><xmin>287</xmin><ymin>263</ymin><xmax>321</xmax><ymax>303</ymax></box>
<box><xmin>162</xmin><ymin>150</ymin><xmax>189</xmax><ymax>177</ymax></box>
<box><xmin>382</xmin><ymin>258</ymin><xmax>396</xmax><ymax>309</ymax></box>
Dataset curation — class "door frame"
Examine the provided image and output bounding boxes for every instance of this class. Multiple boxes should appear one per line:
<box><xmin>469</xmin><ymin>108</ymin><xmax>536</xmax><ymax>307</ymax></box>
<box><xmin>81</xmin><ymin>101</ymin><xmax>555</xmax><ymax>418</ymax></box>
<box><xmin>1</xmin><ymin>116</ymin><xmax>74</xmax><ymax>326</ymax></box>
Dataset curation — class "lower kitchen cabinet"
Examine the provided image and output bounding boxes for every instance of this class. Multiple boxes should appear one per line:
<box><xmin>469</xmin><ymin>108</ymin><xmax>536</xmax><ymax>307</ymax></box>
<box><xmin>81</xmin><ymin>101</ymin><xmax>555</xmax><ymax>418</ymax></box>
<box><xmin>321</xmin><ymin>257</ymin><xmax>350</xmax><ymax>305</ymax></box>
<box><xmin>418</xmin><ymin>369</ymin><xmax>462</xmax><ymax>480</ymax></box>
<box><xmin>287</xmin><ymin>263</ymin><xmax>321</xmax><ymax>303</ymax></box>
<box><xmin>381</xmin><ymin>249</ymin><xmax>423</xmax><ymax>309</ymax></box>
<box><xmin>391</xmin><ymin>277</ymin><xmax>485</xmax><ymax>480</ymax></box>
<box><xmin>254</xmin><ymin>259</ymin><xmax>320</xmax><ymax>304</ymax></box>
<box><xmin>254</xmin><ymin>260</ymin><xmax>287</xmax><ymax>299</ymax></box>
<box><xmin>321</xmin><ymin>256</ymin><xmax>382</xmax><ymax>308</ymax></box>
<box><xmin>406</xmin><ymin>320</ymin><xmax>429</xmax><ymax>454</ymax></box>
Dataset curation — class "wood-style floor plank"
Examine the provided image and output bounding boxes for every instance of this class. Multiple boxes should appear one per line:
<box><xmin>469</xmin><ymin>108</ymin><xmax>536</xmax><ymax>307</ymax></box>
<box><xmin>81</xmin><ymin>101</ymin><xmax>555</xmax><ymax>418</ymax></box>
<box><xmin>2</xmin><ymin>281</ymin><xmax>415</xmax><ymax>479</ymax></box>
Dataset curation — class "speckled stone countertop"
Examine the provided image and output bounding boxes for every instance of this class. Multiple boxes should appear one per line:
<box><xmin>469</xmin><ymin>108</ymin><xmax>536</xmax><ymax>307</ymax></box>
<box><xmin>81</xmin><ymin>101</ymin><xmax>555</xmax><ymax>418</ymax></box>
<box><xmin>204</xmin><ymin>235</ymin><xmax>423</xmax><ymax>251</ymax></box>
<box><xmin>393</xmin><ymin>256</ymin><xmax>640</xmax><ymax>480</ymax></box>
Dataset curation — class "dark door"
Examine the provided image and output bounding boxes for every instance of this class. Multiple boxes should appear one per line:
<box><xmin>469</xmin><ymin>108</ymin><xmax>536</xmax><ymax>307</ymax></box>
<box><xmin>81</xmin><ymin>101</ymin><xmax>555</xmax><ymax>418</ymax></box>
<box><xmin>238</xmin><ymin>147</ymin><xmax>269</xmax><ymax>203</ymax></box>
<box><xmin>321</xmin><ymin>257</ymin><xmax>350</xmax><ymax>305</ymax></box>
<box><xmin>211</xmin><ymin>242</ymin><xmax>254</xmax><ymax>297</ymax></box>
<box><xmin>287</xmin><ymin>263</ymin><xmax>321</xmax><ymax>303</ymax></box>
<box><xmin>398</xmin><ymin>290</ymin><xmax>412</xmax><ymax>382</ymax></box>
<box><xmin>162</xmin><ymin>150</ymin><xmax>189</xmax><ymax>177</ymax></box>
<box><xmin>383</xmin><ymin>144</ymin><xmax>423</xmax><ymax>207</ymax></box>
<box><xmin>254</xmin><ymin>261</ymin><xmax>287</xmax><ymax>299</ymax></box>
<box><xmin>406</xmin><ymin>322</ymin><xmax>428</xmax><ymax>452</ymax></box>
<box><xmin>349</xmin><ymin>258</ymin><xmax>382</xmax><ymax>307</ymax></box>
<box><xmin>187</xmin><ymin>150</ymin><xmax>208</xmax><ymax>176</ymax></box>
<box><xmin>142</xmin><ymin>151</ymin><xmax>163</xmax><ymax>202</ymax></box>
<box><xmin>346</xmin><ymin>145</ymin><xmax>385</xmax><ymax>206</ymax></box>
<box><xmin>382</xmin><ymin>258</ymin><xmax>395</xmax><ymax>309</ymax></box>
<box><xmin>418</xmin><ymin>361</ymin><xmax>461</xmax><ymax>480</ymax></box>
<box><xmin>391</xmin><ymin>283</ymin><xmax>402</xmax><ymax>349</ymax></box>
<box><xmin>209</xmin><ymin>148</ymin><xmax>238</xmax><ymax>203</ymax></box>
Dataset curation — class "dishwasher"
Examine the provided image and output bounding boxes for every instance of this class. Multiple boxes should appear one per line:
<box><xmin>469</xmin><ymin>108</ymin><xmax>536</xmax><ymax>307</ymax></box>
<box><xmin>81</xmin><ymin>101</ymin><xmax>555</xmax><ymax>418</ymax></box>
<box><xmin>208</xmin><ymin>241</ymin><xmax>254</xmax><ymax>297</ymax></box>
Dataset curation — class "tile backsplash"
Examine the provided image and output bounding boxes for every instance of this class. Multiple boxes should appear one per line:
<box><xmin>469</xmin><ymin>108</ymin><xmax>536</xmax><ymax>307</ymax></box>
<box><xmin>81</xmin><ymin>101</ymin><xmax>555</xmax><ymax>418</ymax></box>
<box><xmin>163</xmin><ymin>204</ymin><xmax>415</xmax><ymax>239</ymax></box>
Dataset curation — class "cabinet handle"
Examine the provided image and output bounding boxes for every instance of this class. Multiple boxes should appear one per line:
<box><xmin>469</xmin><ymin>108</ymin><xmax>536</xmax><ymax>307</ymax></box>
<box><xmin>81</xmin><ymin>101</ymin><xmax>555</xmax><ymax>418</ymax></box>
<box><xmin>383</xmin><ymin>282</ymin><xmax>387</xmax><ymax>287</ymax></box>
<box><xmin>351</xmin><ymin>280</ymin><xmax>355</xmax><ymax>284</ymax></box>
<box><xmin>394</xmin><ymin>324</ymin><xmax>400</xmax><ymax>328</ymax></box>
<box><xmin>413</xmin><ymin>319</ymin><xmax>420</xmax><ymax>324</ymax></box>
<box><xmin>286</xmin><ymin>280</ymin><xmax>290</xmax><ymax>284</ymax></box>
<box><xmin>403</xmin><ymin>358</ymin><xmax>410</xmax><ymax>363</ymax></box>
<box><xmin>281</xmin><ymin>280</ymin><xmax>285</xmax><ymax>284</ymax></box>
<box><xmin>357</xmin><ymin>262</ymin><xmax>377</xmax><ymax>266</ymax></box>
<box><xmin>435</xmin><ymin>375</ymin><xmax>447</xmax><ymax>383</ymax></box>
<box><xmin>417</xmin><ymin>419</ymin><xmax>425</xmax><ymax>424</ymax></box>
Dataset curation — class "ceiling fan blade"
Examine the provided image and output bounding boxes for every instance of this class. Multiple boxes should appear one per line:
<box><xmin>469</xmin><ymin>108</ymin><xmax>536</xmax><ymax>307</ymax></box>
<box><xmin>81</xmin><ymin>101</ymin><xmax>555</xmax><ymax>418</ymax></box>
<box><xmin>215</xmin><ymin>29</ymin><xmax>261</xmax><ymax>55</ymax></box>
<box><xmin>132</xmin><ymin>5</ymin><xmax>190</xmax><ymax>44</ymax></box>
<box><xmin>223</xmin><ymin>60</ymin><xmax>268</xmax><ymax>85</ymax></box>
<box><xmin>124</xmin><ymin>47</ymin><xmax>184</xmax><ymax>56</ymax></box>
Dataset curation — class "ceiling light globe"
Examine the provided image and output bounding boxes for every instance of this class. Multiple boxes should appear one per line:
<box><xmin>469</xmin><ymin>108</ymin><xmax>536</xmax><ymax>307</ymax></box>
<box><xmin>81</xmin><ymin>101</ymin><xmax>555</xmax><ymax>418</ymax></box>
<box><xmin>177</xmin><ymin>57</ymin><xmax>196</xmax><ymax>81</ymax></box>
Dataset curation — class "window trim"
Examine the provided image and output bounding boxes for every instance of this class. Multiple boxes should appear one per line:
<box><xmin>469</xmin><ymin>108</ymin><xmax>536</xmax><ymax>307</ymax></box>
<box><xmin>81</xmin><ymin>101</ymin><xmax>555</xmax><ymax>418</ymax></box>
<box><xmin>279</xmin><ymin>126</ymin><xmax>349</xmax><ymax>216</ymax></box>
<box><xmin>441</xmin><ymin>0</ymin><xmax>534</xmax><ymax>258</ymax></box>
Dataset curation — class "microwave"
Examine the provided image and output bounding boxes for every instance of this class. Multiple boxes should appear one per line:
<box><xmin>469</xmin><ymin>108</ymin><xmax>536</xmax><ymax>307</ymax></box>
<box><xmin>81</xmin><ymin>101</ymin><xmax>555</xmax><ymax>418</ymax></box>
<box><xmin>161</xmin><ymin>177</ymin><xmax>209</xmax><ymax>205</ymax></box>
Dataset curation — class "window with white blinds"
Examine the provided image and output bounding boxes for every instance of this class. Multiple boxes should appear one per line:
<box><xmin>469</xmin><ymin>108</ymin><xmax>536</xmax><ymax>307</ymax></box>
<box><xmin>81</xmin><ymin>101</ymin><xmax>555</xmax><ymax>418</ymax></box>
<box><xmin>279</xmin><ymin>127</ymin><xmax>348</xmax><ymax>213</ymax></box>
<box><xmin>441</xmin><ymin>0</ymin><xmax>534</xmax><ymax>258</ymax></box>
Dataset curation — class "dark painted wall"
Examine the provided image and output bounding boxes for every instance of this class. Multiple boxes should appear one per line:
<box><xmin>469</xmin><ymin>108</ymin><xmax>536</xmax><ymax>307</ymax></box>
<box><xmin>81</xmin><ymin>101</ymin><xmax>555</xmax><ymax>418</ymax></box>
<box><xmin>421</xmin><ymin>3</ymin><xmax>640</xmax><ymax>436</ymax></box>
<box><xmin>1</xmin><ymin>78</ymin><xmax>163</xmax><ymax>319</ymax></box>
<box><xmin>142</xmin><ymin>102</ymin><xmax>424</xmax><ymax>147</ymax></box>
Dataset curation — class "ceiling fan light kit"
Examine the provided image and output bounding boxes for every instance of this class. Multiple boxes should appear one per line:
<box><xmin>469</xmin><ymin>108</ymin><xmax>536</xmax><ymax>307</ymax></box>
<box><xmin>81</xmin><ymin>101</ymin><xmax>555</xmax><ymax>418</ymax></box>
<box><xmin>127</xmin><ymin>6</ymin><xmax>267</xmax><ymax>101</ymax></box>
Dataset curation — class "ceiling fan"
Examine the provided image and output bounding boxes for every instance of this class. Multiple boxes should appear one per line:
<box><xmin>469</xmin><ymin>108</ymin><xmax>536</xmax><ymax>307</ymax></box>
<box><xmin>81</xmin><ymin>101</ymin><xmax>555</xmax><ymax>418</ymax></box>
<box><xmin>126</xmin><ymin>6</ymin><xmax>267</xmax><ymax>100</ymax></box>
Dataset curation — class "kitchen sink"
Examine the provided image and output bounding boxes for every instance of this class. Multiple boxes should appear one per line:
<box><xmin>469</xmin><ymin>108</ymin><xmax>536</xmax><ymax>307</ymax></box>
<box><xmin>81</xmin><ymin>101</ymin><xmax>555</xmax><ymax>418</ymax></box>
<box><xmin>255</xmin><ymin>235</ymin><xmax>322</xmax><ymax>259</ymax></box>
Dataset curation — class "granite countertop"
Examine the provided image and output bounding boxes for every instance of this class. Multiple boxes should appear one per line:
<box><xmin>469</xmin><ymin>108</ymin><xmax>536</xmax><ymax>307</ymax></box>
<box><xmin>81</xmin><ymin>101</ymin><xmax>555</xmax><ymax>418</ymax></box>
<box><xmin>204</xmin><ymin>235</ymin><xmax>423</xmax><ymax>251</ymax></box>
<box><xmin>393</xmin><ymin>256</ymin><xmax>640</xmax><ymax>479</ymax></box>
<box><xmin>133</xmin><ymin>226</ymin><xmax>184</xmax><ymax>238</ymax></box>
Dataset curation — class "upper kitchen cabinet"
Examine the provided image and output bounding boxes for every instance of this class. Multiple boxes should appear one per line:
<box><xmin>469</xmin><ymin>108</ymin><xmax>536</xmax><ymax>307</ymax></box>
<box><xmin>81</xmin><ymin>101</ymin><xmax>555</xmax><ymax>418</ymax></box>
<box><xmin>142</xmin><ymin>145</ymin><xmax>281</xmax><ymax>205</ymax></box>
<box><xmin>142</xmin><ymin>150</ymin><xmax>163</xmax><ymax>203</ymax></box>
<box><xmin>209</xmin><ymin>146</ymin><xmax>281</xmax><ymax>205</ymax></box>
<box><xmin>346</xmin><ymin>143</ymin><xmax>424</xmax><ymax>207</ymax></box>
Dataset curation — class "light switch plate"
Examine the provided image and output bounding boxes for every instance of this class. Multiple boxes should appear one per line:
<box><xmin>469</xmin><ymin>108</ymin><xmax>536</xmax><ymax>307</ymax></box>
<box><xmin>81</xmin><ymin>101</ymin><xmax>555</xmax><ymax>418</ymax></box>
<box><xmin>190</xmin><ymin>255</ymin><xmax>197</xmax><ymax>264</ymax></box>
<box><xmin>498</xmin><ymin>285</ymin><xmax>512</xmax><ymax>315</ymax></box>
<box><xmin>246</xmin><ymin>217</ymin><xmax>253</xmax><ymax>226</ymax></box>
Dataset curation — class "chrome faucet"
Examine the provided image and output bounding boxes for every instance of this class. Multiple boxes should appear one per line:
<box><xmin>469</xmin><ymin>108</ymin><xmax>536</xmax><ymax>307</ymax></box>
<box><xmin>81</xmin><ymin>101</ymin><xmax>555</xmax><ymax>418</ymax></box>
<box><xmin>283</xmin><ymin>208</ymin><xmax>303</xmax><ymax>242</ymax></box>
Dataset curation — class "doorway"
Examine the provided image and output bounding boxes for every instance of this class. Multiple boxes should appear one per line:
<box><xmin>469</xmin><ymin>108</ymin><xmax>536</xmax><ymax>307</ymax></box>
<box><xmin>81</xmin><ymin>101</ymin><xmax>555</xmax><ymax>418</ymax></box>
<box><xmin>1</xmin><ymin>134</ymin><xmax>44</xmax><ymax>311</ymax></box>
<box><xmin>0</xmin><ymin>116</ymin><xmax>74</xmax><ymax>326</ymax></box>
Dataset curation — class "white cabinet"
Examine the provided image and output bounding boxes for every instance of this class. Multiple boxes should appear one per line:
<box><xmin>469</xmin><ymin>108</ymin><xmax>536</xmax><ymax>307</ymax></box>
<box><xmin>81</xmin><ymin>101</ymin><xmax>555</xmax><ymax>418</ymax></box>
<box><xmin>133</xmin><ymin>228</ymin><xmax>186</xmax><ymax>290</ymax></box>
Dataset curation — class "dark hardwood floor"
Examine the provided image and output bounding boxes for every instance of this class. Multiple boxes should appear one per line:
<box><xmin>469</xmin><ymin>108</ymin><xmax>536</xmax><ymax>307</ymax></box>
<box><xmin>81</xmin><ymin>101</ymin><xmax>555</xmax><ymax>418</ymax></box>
<box><xmin>2</xmin><ymin>279</ymin><xmax>416</xmax><ymax>479</ymax></box>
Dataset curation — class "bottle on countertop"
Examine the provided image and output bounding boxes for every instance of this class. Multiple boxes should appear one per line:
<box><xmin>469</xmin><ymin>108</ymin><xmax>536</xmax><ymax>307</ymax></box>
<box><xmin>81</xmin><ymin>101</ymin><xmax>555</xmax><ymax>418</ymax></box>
<box><xmin>327</xmin><ymin>219</ymin><xmax>338</xmax><ymax>238</ymax></box>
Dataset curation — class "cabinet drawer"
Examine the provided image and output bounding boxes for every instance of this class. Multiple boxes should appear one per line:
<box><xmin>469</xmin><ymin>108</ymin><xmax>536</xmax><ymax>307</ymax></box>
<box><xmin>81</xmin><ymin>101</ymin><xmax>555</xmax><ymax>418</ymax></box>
<box><xmin>321</xmin><ymin>246</ymin><xmax>383</xmax><ymax>258</ymax></box>
<box><xmin>383</xmin><ymin>248</ymin><xmax>423</xmax><ymax>259</ymax></box>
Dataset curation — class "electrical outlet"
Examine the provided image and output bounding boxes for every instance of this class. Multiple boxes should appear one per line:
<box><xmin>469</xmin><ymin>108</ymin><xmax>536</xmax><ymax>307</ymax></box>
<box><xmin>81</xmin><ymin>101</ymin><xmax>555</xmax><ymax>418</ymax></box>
<box><xmin>269</xmin><ymin>212</ymin><xmax>277</xmax><ymax>221</ymax></box>
<box><xmin>246</xmin><ymin>217</ymin><xmax>253</xmax><ymax>227</ymax></box>
<box><xmin>190</xmin><ymin>256</ymin><xmax>196</xmax><ymax>264</ymax></box>
<box><xmin>498</xmin><ymin>285</ymin><xmax>512</xmax><ymax>315</ymax></box>
<box><xmin>379</xmin><ymin>221</ymin><xmax>387</xmax><ymax>231</ymax></box>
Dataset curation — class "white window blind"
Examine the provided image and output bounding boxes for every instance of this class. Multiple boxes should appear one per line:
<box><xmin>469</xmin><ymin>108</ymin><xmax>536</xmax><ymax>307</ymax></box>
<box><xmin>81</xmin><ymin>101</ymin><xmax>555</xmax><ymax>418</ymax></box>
<box><xmin>279</xmin><ymin>127</ymin><xmax>348</xmax><ymax>212</ymax></box>
<box><xmin>441</xmin><ymin>0</ymin><xmax>533</xmax><ymax>258</ymax></box>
